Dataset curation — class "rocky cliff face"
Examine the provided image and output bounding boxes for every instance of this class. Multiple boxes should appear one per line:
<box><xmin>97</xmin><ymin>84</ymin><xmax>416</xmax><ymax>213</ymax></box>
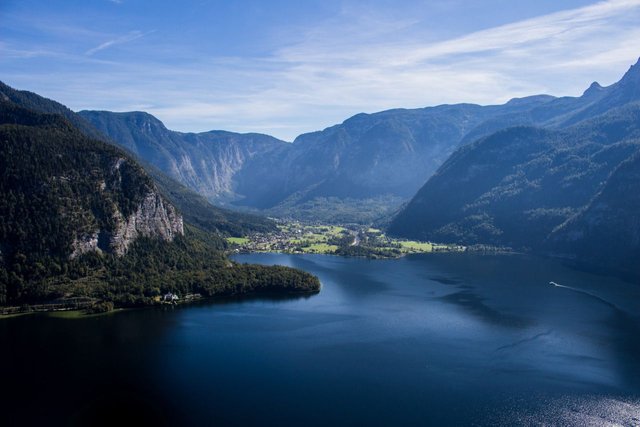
<box><xmin>80</xmin><ymin>59</ymin><xmax>640</xmax><ymax>225</ymax></box>
<box><xmin>77</xmin><ymin>111</ymin><xmax>288</xmax><ymax>203</ymax></box>
<box><xmin>71</xmin><ymin>190</ymin><xmax>183</xmax><ymax>258</ymax></box>
<box><xmin>108</xmin><ymin>191</ymin><xmax>183</xmax><ymax>256</ymax></box>
<box><xmin>71</xmin><ymin>158</ymin><xmax>184</xmax><ymax>258</ymax></box>
<box><xmin>81</xmin><ymin>99</ymin><xmax>558</xmax><ymax>216</ymax></box>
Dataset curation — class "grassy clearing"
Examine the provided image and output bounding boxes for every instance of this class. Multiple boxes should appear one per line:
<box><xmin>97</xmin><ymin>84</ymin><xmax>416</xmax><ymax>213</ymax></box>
<box><xmin>307</xmin><ymin>233</ymin><xmax>326</xmax><ymax>242</ymax></box>
<box><xmin>226</xmin><ymin>237</ymin><xmax>250</xmax><ymax>245</ymax></box>
<box><xmin>292</xmin><ymin>233</ymin><xmax>326</xmax><ymax>243</ymax></box>
<box><xmin>235</xmin><ymin>221</ymin><xmax>462</xmax><ymax>258</ymax></box>
<box><xmin>399</xmin><ymin>241</ymin><xmax>433</xmax><ymax>252</ymax></box>
<box><xmin>302</xmin><ymin>243</ymin><xmax>339</xmax><ymax>254</ymax></box>
<box><xmin>326</xmin><ymin>226</ymin><xmax>346</xmax><ymax>236</ymax></box>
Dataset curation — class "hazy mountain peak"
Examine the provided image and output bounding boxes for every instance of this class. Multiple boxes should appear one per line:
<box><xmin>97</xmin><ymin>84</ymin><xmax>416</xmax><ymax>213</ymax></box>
<box><xmin>505</xmin><ymin>94</ymin><xmax>555</xmax><ymax>106</ymax></box>
<box><xmin>80</xmin><ymin>110</ymin><xmax>167</xmax><ymax>128</ymax></box>
<box><xmin>582</xmin><ymin>81</ymin><xmax>604</xmax><ymax>97</ymax></box>
<box><xmin>619</xmin><ymin>57</ymin><xmax>640</xmax><ymax>85</ymax></box>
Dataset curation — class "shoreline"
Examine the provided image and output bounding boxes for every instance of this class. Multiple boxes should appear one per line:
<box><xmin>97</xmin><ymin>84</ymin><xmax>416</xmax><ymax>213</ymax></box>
<box><xmin>0</xmin><ymin>308</ymin><xmax>129</xmax><ymax>320</ymax></box>
<box><xmin>0</xmin><ymin>288</ymin><xmax>320</xmax><ymax>319</ymax></box>
<box><xmin>230</xmin><ymin>244</ymin><xmax>516</xmax><ymax>260</ymax></box>
<box><xmin>3</xmin><ymin>249</ymin><xmax>635</xmax><ymax>319</ymax></box>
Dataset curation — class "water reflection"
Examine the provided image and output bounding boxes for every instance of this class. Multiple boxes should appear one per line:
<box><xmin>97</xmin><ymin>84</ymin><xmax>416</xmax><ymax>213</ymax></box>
<box><xmin>2</xmin><ymin>252</ymin><xmax>639</xmax><ymax>426</ymax></box>
<box><xmin>439</xmin><ymin>289</ymin><xmax>533</xmax><ymax>328</ymax></box>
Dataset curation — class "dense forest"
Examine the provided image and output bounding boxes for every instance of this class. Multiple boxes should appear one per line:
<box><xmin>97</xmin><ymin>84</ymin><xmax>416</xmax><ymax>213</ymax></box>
<box><xmin>389</xmin><ymin>106</ymin><xmax>640</xmax><ymax>245</ymax></box>
<box><xmin>0</xmin><ymin>225</ymin><xmax>319</xmax><ymax>307</ymax></box>
<box><xmin>0</xmin><ymin>100</ymin><xmax>319</xmax><ymax>308</ymax></box>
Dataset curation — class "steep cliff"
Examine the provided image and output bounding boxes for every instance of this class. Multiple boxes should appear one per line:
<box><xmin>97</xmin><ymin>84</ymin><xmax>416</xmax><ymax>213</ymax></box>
<box><xmin>0</xmin><ymin>81</ymin><xmax>276</xmax><ymax>237</ymax></box>
<box><xmin>71</xmin><ymin>167</ymin><xmax>184</xmax><ymax>258</ymax></box>
<box><xmin>0</xmin><ymin>101</ymin><xmax>184</xmax><ymax>263</ymax></box>
<box><xmin>80</xmin><ymin>60</ymin><xmax>640</xmax><ymax>224</ymax></box>
<box><xmin>78</xmin><ymin>110</ymin><xmax>288</xmax><ymax>203</ymax></box>
<box><xmin>82</xmin><ymin>100</ymin><xmax>558</xmax><ymax>221</ymax></box>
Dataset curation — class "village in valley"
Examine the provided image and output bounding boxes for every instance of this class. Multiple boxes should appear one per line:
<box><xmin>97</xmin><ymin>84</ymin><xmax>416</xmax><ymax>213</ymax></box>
<box><xmin>225</xmin><ymin>220</ymin><xmax>466</xmax><ymax>258</ymax></box>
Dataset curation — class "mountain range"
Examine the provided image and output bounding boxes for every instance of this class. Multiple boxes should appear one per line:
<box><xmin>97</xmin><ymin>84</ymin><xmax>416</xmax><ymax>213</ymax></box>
<box><xmin>1</xmin><ymin>57</ymin><xmax>639</xmax><ymax>287</ymax></box>
<box><xmin>389</xmin><ymin>59</ymin><xmax>640</xmax><ymax>278</ymax></box>
<box><xmin>79</xmin><ymin>60</ymin><xmax>640</xmax><ymax>226</ymax></box>
<box><xmin>0</xmin><ymin>81</ymin><xmax>276</xmax><ymax>237</ymax></box>
<box><xmin>78</xmin><ymin>93</ymin><xmax>556</xmax><ymax>222</ymax></box>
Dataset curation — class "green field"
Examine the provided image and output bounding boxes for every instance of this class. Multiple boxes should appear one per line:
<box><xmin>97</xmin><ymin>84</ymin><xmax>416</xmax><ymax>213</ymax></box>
<box><xmin>326</xmin><ymin>226</ymin><xmax>346</xmax><ymax>235</ymax></box>
<box><xmin>301</xmin><ymin>243</ymin><xmax>339</xmax><ymax>254</ymax></box>
<box><xmin>226</xmin><ymin>237</ymin><xmax>250</xmax><ymax>245</ymax></box>
<box><xmin>399</xmin><ymin>241</ymin><xmax>433</xmax><ymax>252</ymax></box>
<box><xmin>227</xmin><ymin>221</ymin><xmax>461</xmax><ymax>258</ymax></box>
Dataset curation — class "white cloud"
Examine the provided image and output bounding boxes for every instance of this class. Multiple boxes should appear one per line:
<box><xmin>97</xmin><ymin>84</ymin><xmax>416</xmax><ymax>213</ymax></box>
<box><xmin>267</xmin><ymin>0</ymin><xmax>640</xmax><ymax>103</ymax></box>
<box><xmin>4</xmin><ymin>0</ymin><xmax>640</xmax><ymax>140</ymax></box>
<box><xmin>85</xmin><ymin>30</ymin><xmax>149</xmax><ymax>56</ymax></box>
<box><xmin>149</xmin><ymin>0</ymin><xmax>640</xmax><ymax>139</ymax></box>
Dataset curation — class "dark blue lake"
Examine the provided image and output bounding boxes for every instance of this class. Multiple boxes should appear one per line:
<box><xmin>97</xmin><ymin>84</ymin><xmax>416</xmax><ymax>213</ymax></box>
<box><xmin>2</xmin><ymin>253</ymin><xmax>640</xmax><ymax>426</ymax></box>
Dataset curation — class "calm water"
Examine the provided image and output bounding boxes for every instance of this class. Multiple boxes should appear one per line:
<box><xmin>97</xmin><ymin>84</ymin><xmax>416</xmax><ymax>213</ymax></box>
<box><xmin>2</xmin><ymin>253</ymin><xmax>640</xmax><ymax>426</ymax></box>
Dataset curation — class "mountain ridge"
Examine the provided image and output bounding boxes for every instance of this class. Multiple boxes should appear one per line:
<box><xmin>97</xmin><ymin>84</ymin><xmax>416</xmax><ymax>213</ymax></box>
<box><xmin>388</xmin><ymin>59</ymin><xmax>640</xmax><ymax>278</ymax></box>
<box><xmin>82</xmin><ymin>94</ymin><xmax>560</xmax><ymax>221</ymax></box>
<box><xmin>79</xmin><ymin>59</ymin><xmax>640</xmax><ymax>223</ymax></box>
<box><xmin>0</xmin><ymin>81</ymin><xmax>277</xmax><ymax>236</ymax></box>
<box><xmin>79</xmin><ymin>109</ymin><xmax>288</xmax><ymax>204</ymax></box>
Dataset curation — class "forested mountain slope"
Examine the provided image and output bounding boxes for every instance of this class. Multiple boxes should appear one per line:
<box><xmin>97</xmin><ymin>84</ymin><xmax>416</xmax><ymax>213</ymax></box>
<box><xmin>0</xmin><ymin>81</ymin><xmax>276</xmax><ymax>236</ymax></box>
<box><xmin>548</xmin><ymin>151</ymin><xmax>640</xmax><ymax>278</ymax></box>
<box><xmin>388</xmin><ymin>59</ymin><xmax>640</xmax><ymax>278</ymax></box>
<box><xmin>0</xmin><ymin>100</ymin><xmax>318</xmax><ymax>308</ymax></box>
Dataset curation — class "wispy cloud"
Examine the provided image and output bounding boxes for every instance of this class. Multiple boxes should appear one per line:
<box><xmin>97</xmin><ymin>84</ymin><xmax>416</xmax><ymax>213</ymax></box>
<box><xmin>165</xmin><ymin>0</ymin><xmax>639</xmax><ymax>138</ymax></box>
<box><xmin>240</xmin><ymin>0</ymin><xmax>640</xmax><ymax>137</ymax></box>
<box><xmin>3</xmin><ymin>0</ymin><xmax>640</xmax><ymax>140</ymax></box>
<box><xmin>270</xmin><ymin>0</ymin><xmax>640</xmax><ymax>99</ymax></box>
<box><xmin>85</xmin><ymin>30</ymin><xmax>150</xmax><ymax>56</ymax></box>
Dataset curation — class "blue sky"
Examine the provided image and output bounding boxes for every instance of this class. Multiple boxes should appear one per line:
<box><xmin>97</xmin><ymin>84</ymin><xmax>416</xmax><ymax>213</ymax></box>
<box><xmin>2</xmin><ymin>0</ymin><xmax>640</xmax><ymax>140</ymax></box>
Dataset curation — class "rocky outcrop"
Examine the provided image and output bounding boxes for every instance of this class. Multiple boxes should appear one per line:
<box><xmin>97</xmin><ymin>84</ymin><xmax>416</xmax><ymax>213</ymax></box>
<box><xmin>69</xmin><ymin>156</ymin><xmax>184</xmax><ymax>259</ymax></box>
<box><xmin>70</xmin><ymin>232</ymin><xmax>100</xmax><ymax>259</ymax></box>
<box><xmin>109</xmin><ymin>191</ymin><xmax>184</xmax><ymax>255</ymax></box>
<box><xmin>71</xmin><ymin>190</ymin><xmax>183</xmax><ymax>258</ymax></box>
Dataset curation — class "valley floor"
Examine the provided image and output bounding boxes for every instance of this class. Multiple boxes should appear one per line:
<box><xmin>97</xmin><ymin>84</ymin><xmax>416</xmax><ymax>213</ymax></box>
<box><xmin>226</xmin><ymin>220</ymin><xmax>466</xmax><ymax>258</ymax></box>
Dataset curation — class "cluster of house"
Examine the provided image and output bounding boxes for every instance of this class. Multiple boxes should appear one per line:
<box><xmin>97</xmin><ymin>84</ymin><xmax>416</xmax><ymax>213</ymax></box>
<box><xmin>237</xmin><ymin>231</ymin><xmax>302</xmax><ymax>252</ymax></box>
<box><xmin>163</xmin><ymin>292</ymin><xmax>179</xmax><ymax>303</ymax></box>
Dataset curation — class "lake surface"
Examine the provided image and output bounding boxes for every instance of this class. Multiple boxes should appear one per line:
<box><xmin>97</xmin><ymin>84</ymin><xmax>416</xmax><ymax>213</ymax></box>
<box><xmin>2</xmin><ymin>253</ymin><xmax>640</xmax><ymax>426</ymax></box>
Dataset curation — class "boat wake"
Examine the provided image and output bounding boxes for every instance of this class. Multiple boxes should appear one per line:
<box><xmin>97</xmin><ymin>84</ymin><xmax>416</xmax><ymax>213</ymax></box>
<box><xmin>549</xmin><ymin>281</ymin><xmax>623</xmax><ymax>313</ymax></box>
